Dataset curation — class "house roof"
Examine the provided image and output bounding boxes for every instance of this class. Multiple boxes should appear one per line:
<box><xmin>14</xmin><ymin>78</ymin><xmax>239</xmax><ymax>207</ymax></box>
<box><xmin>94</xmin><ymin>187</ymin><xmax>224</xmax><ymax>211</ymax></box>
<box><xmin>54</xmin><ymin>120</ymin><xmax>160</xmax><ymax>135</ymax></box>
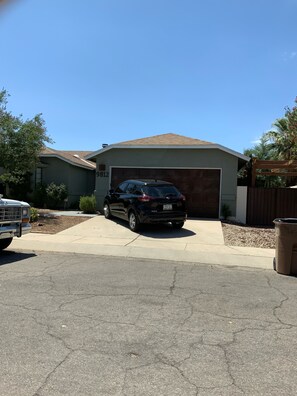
<box><xmin>86</xmin><ymin>133</ymin><xmax>249</xmax><ymax>162</ymax></box>
<box><xmin>40</xmin><ymin>148</ymin><xmax>96</xmax><ymax>170</ymax></box>
<box><xmin>115</xmin><ymin>133</ymin><xmax>213</xmax><ymax>146</ymax></box>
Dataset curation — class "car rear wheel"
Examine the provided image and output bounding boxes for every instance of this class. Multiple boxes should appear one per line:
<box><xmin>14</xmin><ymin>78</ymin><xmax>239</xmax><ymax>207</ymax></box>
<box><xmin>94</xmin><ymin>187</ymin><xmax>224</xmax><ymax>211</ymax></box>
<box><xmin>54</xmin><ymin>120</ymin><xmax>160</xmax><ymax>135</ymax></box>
<box><xmin>103</xmin><ymin>203</ymin><xmax>112</xmax><ymax>219</ymax></box>
<box><xmin>0</xmin><ymin>237</ymin><xmax>13</xmax><ymax>251</ymax></box>
<box><xmin>129</xmin><ymin>211</ymin><xmax>140</xmax><ymax>232</ymax></box>
<box><xmin>172</xmin><ymin>221</ymin><xmax>184</xmax><ymax>229</ymax></box>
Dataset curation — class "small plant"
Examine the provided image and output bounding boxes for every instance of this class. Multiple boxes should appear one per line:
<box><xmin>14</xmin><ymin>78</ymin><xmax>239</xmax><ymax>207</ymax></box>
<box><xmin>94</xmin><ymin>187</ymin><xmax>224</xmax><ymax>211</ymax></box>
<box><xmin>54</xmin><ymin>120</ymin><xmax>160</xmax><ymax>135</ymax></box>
<box><xmin>46</xmin><ymin>183</ymin><xmax>68</xmax><ymax>209</ymax></box>
<box><xmin>79</xmin><ymin>195</ymin><xmax>97</xmax><ymax>214</ymax></box>
<box><xmin>221</xmin><ymin>203</ymin><xmax>232</xmax><ymax>220</ymax></box>
<box><xmin>30</xmin><ymin>207</ymin><xmax>39</xmax><ymax>222</ymax></box>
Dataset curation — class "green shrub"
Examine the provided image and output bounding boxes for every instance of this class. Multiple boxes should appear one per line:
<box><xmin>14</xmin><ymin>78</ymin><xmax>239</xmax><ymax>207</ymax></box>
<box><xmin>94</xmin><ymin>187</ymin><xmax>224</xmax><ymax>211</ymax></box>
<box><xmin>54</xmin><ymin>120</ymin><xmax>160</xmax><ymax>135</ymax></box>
<box><xmin>30</xmin><ymin>207</ymin><xmax>39</xmax><ymax>222</ymax></box>
<box><xmin>79</xmin><ymin>195</ymin><xmax>96</xmax><ymax>214</ymax></box>
<box><xmin>221</xmin><ymin>203</ymin><xmax>232</xmax><ymax>220</ymax></box>
<box><xmin>46</xmin><ymin>183</ymin><xmax>68</xmax><ymax>209</ymax></box>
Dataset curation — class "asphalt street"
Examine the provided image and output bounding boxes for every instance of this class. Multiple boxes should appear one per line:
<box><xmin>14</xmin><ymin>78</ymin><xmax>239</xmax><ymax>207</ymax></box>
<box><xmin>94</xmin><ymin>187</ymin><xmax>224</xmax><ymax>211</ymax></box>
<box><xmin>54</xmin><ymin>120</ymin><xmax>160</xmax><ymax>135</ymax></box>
<box><xmin>0</xmin><ymin>251</ymin><xmax>297</xmax><ymax>395</ymax></box>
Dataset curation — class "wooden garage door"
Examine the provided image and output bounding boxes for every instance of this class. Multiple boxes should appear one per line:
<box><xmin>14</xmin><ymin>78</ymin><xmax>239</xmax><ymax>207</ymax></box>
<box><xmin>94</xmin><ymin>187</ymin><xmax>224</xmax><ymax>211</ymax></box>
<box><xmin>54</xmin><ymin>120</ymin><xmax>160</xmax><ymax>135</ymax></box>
<box><xmin>111</xmin><ymin>168</ymin><xmax>220</xmax><ymax>218</ymax></box>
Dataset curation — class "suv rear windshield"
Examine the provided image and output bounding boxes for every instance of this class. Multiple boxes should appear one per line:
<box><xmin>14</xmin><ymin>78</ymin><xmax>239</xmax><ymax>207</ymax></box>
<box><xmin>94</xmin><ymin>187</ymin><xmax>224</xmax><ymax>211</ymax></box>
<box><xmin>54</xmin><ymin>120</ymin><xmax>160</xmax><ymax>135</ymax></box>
<box><xmin>142</xmin><ymin>185</ymin><xmax>180</xmax><ymax>198</ymax></box>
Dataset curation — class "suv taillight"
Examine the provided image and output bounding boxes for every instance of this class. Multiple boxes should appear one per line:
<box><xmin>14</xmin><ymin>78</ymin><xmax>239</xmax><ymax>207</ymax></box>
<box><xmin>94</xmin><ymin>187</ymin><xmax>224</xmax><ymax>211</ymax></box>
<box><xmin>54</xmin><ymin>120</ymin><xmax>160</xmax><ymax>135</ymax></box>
<box><xmin>138</xmin><ymin>194</ymin><xmax>152</xmax><ymax>202</ymax></box>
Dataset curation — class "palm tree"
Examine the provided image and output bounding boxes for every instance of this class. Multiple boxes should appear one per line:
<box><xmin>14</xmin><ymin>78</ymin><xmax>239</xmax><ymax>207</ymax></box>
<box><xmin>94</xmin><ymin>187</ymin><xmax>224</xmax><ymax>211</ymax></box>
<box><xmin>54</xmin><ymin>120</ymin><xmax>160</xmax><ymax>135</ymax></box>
<box><xmin>243</xmin><ymin>135</ymin><xmax>276</xmax><ymax>160</ymax></box>
<box><xmin>264</xmin><ymin>114</ymin><xmax>297</xmax><ymax>185</ymax></box>
<box><xmin>265</xmin><ymin>111</ymin><xmax>297</xmax><ymax>160</ymax></box>
<box><xmin>243</xmin><ymin>135</ymin><xmax>284</xmax><ymax>187</ymax></box>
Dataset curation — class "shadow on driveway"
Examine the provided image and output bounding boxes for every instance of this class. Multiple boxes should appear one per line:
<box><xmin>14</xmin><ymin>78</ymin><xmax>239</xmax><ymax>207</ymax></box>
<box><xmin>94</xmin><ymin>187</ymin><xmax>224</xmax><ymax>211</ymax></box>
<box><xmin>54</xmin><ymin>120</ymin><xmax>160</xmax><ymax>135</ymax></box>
<box><xmin>110</xmin><ymin>218</ymin><xmax>196</xmax><ymax>238</ymax></box>
<box><xmin>0</xmin><ymin>250</ymin><xmax>37</xmax><ymax>267</ymax></box>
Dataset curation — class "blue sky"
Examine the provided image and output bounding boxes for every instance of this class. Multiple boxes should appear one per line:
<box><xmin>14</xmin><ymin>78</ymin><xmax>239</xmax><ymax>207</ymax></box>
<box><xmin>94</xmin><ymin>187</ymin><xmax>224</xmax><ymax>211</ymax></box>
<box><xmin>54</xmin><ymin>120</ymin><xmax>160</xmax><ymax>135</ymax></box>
<box><xmin>1</xmin><ymin>0</ymin><xmax>297</xmax><ymax>154</ymax></box>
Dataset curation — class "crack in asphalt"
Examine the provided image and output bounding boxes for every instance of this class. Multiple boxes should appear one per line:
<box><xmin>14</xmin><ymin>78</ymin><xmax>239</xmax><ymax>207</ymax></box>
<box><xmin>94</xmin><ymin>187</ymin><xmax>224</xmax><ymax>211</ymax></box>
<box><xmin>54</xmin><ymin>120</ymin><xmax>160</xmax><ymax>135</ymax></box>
<box><xmin>32</xmin><ymin>350</ymin><xmax>73</xmax><ymax>396</ymax></box>
<box><xmin>1</xmin><ymin>253</ymin><xmax>297</xmax><ymax>396</ymax></box>
<box><xmin>264</xmin><ymin>274</ymin><xmax>293</xmax><ymax>326</ymax></box>
<box><xmin>156</xmin><ymin>354</ymin><xmax>199</xmax><ymax>395</ymax></box>
<box><xmin>215</xmin><ymin>341</ymin><xmax>246</xmax><ymax>394</ymax></box>
<box><xmin>169</xmin><ymin>266</ymin><xmax>177</xmax><ymax>295</ymax></box>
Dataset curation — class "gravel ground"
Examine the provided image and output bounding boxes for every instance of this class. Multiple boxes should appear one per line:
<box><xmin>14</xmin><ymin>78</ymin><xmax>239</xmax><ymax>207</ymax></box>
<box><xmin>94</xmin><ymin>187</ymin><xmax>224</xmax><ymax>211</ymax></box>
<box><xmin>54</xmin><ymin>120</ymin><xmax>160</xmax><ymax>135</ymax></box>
<box><xmin>222</xmin><ymin>221</ymin><xmax>276</xmax><ymax>249</ymax></box>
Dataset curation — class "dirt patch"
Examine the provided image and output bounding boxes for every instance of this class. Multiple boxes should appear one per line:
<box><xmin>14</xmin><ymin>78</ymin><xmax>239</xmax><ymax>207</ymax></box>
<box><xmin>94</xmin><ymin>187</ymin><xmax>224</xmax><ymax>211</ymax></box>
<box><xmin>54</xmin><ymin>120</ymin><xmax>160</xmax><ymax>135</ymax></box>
<box><xmin>222</xmin><ymin>221</ymin><xmax>275</xmax><ymax>249</ymax></box>
<box><xmin>31</xmin><ymin>214</ymin><xmax>91</xmax><ymax>234</ymax></box>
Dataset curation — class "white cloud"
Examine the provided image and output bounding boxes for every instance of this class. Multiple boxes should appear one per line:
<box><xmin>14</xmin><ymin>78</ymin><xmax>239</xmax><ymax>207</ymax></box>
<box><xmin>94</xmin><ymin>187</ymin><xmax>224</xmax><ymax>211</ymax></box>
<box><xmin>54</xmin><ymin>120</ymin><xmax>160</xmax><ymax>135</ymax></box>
<box><xmin>282</xmin><ymin>51</ymin><xmax>297</xmax><ymax>61</ymax></box>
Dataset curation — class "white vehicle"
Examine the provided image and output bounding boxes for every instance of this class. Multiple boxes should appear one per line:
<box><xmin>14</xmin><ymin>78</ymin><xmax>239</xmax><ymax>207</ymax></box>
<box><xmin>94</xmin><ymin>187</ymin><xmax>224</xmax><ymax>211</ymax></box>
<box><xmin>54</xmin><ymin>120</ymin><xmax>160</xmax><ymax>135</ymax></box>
<box><xmin>0</xmin><ymin>195</ymin><xmax>32</xmax><ymax>251</ymax></box>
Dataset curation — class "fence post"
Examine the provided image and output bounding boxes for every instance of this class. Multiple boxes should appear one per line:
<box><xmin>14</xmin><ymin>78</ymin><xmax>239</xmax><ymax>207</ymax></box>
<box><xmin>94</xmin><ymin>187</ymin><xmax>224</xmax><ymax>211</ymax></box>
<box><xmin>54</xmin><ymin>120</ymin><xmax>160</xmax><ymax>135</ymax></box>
<box><xmin>236</xmin><ymin>186</ymin><xmax>247</xmax><ymax>224</ymax></box>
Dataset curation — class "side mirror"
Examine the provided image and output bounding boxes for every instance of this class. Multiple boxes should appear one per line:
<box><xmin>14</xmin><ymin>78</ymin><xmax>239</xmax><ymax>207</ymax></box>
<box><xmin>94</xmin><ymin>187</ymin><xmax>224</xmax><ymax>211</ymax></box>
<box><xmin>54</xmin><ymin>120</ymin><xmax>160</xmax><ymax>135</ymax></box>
<box><xmin>109</xmin><ymin>189</ymin><xmax>115</xmax><ymax>194</ymax></box>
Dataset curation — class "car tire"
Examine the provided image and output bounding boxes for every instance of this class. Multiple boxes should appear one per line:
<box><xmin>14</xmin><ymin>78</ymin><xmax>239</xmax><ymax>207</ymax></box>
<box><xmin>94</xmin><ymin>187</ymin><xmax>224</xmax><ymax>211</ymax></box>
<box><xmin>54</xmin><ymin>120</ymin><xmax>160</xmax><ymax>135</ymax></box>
<box><xmin>172</xmin><ymin>221</ymin><xmax>184</xmax><ymax>229</ymax></box>
<box><xmin>103</xmin><ymin>202</ymin><xmax>112</xmax><ymax>219</ymax></box>
<box><xmin>0</xmin><ymin>237</ymin><xmax>13</xmax><ymax>251</ymax></box>
<box><xmin>128</xmin><ymin>211</ymin><xmax>140</xmax><ymax>232</ymax></box>
<box><xmin>273</xmin><ymin>257</ymin><xmax>276</xmax><ymax>271</ymax></box>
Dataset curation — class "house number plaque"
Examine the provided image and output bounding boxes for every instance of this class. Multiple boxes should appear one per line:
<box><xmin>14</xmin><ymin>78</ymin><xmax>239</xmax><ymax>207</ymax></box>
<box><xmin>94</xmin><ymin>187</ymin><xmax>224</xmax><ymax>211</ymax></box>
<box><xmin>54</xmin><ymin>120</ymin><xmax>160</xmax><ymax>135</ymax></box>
<box><xmin>96</xmin><ymin>171</ymin><xmax>109</xmax><ymax>178</ymax></box>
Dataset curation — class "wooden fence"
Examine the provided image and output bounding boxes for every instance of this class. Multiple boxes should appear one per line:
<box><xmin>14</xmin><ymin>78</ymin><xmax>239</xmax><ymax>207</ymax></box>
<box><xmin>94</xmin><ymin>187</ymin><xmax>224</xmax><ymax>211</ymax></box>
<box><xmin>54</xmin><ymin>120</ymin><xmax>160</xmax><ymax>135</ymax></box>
<box><xmin>247</xmin><ymin>187</ymin><xmax>297</xmax><ymax>226</ymax></box>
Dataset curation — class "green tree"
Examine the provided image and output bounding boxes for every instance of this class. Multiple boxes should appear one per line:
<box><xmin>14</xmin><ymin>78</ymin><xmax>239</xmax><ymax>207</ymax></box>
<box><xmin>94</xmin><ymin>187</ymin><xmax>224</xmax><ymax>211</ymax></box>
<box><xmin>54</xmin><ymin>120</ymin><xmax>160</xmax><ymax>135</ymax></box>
<box><xmin>45</xmin><ymin>183</ymin><xmax>68</xmax><ymax>209</ymax></box>
<box><xmin>242</xmin><ymin>136</ymin><xmax>283</xmax><ymax>187</ymax></box>
<box><xmin>242</xmin><ymin>97</ymin><xmax>297</xmax><ymax>187</ymax></box>
<box><xmin>265</xmin><ymin>98</ymin><xmax>297</xmax><ymax>160</ymax></box>
<box><xmin>243</xmin><ymin>135</ymin><xmax>276</xmax><ymax>160</ymax></box>
<box><xmin>0</xmin><ymin>89</ymin><xmax>52</xmax><ymax>198</ymax></box>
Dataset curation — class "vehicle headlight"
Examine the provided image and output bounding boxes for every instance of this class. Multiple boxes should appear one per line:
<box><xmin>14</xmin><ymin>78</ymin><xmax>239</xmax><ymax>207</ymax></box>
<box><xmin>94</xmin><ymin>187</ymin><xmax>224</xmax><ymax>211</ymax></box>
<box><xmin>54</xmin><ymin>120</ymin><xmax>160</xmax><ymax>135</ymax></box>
<box><xmin>22</xmin><ymin>207</ymin><xmax>29</xmax><ymax>217</ymax></box>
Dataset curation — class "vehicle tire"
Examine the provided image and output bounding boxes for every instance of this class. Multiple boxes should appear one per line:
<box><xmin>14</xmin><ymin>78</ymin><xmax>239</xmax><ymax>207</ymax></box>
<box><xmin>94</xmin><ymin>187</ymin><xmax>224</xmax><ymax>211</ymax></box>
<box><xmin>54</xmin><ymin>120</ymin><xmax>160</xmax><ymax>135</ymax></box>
<box><xmin>103</xmin><ymin>202</ymin><xmax>112</xmax><ymax>219</ymax></box>
<box><xmin>273</xmin><ymin>257</ymin><xmax>276</xmax><ymax>271</ymax></box>
<box><xmin>172</xmin><ymin>221</ymin><xmax>184</xmax><ymax>229</ymax></box>
<box><xmin>128</xmin><ymin>211</ymin><xmax>140</xmax><ymax>232</ymax></box>
<box><xmin>0</xmin><ymin>238</ymin><xmax>13</xmax><ymax>251</ymax></box>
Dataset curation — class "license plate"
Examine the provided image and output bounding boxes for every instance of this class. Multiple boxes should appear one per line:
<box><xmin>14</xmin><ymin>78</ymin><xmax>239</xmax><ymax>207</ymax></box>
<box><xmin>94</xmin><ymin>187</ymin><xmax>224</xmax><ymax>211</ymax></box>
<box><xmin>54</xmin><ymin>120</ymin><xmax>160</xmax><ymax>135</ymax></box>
<box><xmin>163</xmin><ymin>204</ymin><xmax>172</xmax><ymax>210</ymax></box>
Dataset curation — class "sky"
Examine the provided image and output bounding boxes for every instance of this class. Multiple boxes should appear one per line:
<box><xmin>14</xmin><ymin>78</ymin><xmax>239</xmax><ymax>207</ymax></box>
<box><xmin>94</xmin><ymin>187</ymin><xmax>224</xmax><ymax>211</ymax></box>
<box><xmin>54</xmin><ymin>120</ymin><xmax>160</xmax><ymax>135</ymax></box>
<box><xmin>1</xmin><ymin>0</ymin><xmax>297</xmax><ymax>154</ymax></box>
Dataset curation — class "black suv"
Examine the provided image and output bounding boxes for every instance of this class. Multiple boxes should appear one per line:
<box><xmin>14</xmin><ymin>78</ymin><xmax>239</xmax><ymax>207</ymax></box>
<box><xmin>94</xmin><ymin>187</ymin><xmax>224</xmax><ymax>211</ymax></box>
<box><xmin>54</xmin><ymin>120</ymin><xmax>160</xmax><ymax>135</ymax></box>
<box><xmin>103</xmin><ymin>179</ymin><xmax>187</xmax><ymax>232</ymax></box>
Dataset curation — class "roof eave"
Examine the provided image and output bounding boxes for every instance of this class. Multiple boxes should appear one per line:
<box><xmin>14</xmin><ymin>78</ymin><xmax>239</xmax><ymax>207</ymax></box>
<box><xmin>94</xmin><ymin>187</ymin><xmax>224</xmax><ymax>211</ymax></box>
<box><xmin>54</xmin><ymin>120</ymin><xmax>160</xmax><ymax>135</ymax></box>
<box><xmin>86</xmin><ymin>144</ymin><xmax>249</xmax><ymax>162</ymax></box>
<box><xmin>39</xmin><ymin>154</ymin><xmax>96</xmax><ymax>170</ymax></box>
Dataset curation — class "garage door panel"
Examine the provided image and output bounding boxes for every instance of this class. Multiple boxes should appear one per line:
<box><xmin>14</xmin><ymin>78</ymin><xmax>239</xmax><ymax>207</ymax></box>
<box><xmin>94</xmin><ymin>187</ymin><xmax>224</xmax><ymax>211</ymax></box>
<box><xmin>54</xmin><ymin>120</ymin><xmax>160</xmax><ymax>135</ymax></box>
<box><xmin>111</xmin><ymin>168</ymin><xmax>220</xmax><ymax>218</ymax></box>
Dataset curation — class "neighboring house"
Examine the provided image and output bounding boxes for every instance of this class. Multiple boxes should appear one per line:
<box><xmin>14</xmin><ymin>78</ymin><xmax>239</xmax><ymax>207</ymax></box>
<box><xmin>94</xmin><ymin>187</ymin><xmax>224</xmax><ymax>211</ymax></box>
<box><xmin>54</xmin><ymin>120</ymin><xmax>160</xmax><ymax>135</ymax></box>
<box><xmin>34</xmin><ymin>148</ymin><xmax>96</xmax><ymax>206</ymax></box>
<box><xmin>86</xmin><ymin>133</ymin><xmax>249</xmax><ymax>218</ymax></box>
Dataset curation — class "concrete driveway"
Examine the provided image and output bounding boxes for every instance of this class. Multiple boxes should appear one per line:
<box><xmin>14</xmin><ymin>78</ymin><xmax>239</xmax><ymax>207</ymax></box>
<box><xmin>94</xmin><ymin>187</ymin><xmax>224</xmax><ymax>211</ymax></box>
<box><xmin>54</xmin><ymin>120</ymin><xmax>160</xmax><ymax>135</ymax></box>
<box><xmin>11</xmin><ymin>216</ymin><xmax>275</xmax><ymax>270</ymax></box>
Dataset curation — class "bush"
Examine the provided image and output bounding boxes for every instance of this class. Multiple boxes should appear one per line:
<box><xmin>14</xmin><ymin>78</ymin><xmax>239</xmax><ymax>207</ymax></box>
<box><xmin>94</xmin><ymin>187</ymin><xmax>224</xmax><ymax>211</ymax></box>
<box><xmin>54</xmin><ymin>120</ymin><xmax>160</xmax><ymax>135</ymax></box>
<box><xmin>221</xmin><ymin>203</ymin><xmax>232</xmax><ymax>220</ymax></box>
<box><xmin>46</xmin><ymin>183</ymin><xmax>68</xmax><ymax>209</ymax></box>
<box><xmin>79</xmin><ymin>195</ymin><xmax>96</xmax><ymax>214</ymax></box>
<box><xmin>30</xmin><ymin>207</ymin><xmax>39</xmax><ymax>222</ymax></box>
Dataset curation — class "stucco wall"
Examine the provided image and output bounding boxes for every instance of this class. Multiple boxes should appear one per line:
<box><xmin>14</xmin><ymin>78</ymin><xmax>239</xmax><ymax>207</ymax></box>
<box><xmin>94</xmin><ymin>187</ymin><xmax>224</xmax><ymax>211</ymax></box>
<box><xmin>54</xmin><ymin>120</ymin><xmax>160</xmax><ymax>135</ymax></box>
<box><xmin>41</xmin><ymin>158</ymin><xmax>95</xmax><ymax>206</ymax></box>
<box><xmin>93</xmin><ymin>148</ymin><xmax>239</xmax><ymax>217</ymax></box>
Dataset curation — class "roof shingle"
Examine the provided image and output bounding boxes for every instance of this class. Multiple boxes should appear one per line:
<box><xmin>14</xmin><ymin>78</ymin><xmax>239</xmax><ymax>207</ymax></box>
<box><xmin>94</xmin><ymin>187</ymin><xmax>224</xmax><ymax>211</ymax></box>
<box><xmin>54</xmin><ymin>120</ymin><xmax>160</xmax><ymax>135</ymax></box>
<box><xmin>115</xmin><ymin>133</ymin><xmax>213</xmax><ymax>146</ymax></box>
<box><xmin>40</xmin><ymin>148</ymin><xmax>96</xmax><ymax>170</ymax></box>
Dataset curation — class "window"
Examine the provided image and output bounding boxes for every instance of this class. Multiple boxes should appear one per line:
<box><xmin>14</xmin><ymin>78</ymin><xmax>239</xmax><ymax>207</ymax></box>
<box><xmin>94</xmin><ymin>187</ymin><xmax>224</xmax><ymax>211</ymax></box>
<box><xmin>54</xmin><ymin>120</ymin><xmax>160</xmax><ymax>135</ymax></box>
<box><xmin>35</xmin><ymin>167</ymin><xmax>43</xmax><ymax>186</ymax></box>
<box><xmin>115</xmin><ymin>182</ymin><xmax>128</xmax><ymax>193</ymax></box>
<box><xmin>126</xmin><ymin>183</ymin><xmax>135</xmax><ymax>194</ymax></box>
<box><xmin>142</xmin><ymin>185</ymin><xmax>179</xmax><ymax>197</ymax></box>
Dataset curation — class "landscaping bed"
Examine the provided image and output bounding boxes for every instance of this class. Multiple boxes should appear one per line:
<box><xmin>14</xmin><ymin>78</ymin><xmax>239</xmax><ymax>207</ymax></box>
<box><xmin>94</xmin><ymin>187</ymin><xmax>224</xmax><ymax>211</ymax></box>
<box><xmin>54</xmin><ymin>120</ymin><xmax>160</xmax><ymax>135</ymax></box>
<box><xmin>222</xmin><ymin>221</ymin><xmax>275</xmax><ymax>249</ymax></box>
<box><xmin>31</xmin><ymin>211</ymin><xmax>91</xmax><ymax>234</ymax></box>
